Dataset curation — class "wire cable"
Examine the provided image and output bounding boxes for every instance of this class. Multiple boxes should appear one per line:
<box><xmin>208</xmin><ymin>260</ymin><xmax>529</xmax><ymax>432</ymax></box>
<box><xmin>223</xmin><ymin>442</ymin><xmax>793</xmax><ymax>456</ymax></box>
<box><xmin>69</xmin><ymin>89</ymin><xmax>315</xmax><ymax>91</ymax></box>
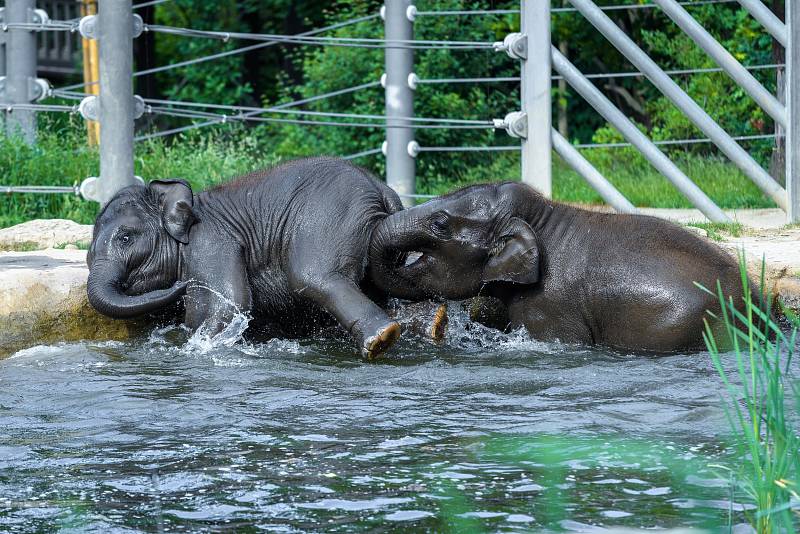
<box><xmin>1</xmin><ymin>185</ymin><xmax>80</xmax><ymax>195</ymax></box>
<box><xmin>144</xmin><ymin>24</ymin><xmax>496</xmax><ymax>49</ymax></box>
<box><xmin>53</xmin><ymin>13</ymin><xmax>382</xmax><ymax>93</ymax></box>
<box><xmin>553</xmin><ymin>0</ymin><xmax>740</xmax><ymax>13</ymax></box>
<box><xmin>142</xmin><ymin>96</ymin><xmax>495</xmax><ymax>126</ymax></box>
<box><xmin>342</xmin><ymin>148</ymin><xmax>383</xmax><ymax>160</ymax></box>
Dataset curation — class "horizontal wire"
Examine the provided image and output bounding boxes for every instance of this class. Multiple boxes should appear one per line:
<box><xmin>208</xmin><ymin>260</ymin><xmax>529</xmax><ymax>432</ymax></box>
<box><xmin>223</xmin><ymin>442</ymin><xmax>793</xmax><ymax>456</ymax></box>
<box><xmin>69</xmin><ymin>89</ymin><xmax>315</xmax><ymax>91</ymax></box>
<box><xmin>418</xmin><ymin>63</ymin><xmax>784</xmax><ymax>86</ymax></box>
<box><xmin>142</xmin><ymin>96</ymin><xmax>495</xmax><ymax>125</ymax></box>
<box><xmin>414</xmin><ymin>9</ymin><xmax>520</xmax><ymax>16</ymax></box>
<box><xmin>552</xmin><ymin>0</ymin><xmax>739</xmax><ymax>13</ymax></box>
<box><xmin>573</xmin><ymin>133</ymin><xmax>776</xmax><ymax>149</ymax></box>
<box><xmin>2</xmin><ymin>103</ymin><xmax>78</xmax><ymax>113</ymax></box>
<box><xmin>144</xmin><ymin>105</ymin><xmax>495</xmax><ymax>129</ymax></box>
<box><xmin>144</xmin><ymin>24</ymin><xmax>495</xmax><ymax>49</ymax></box>
<box><xmin>132</xmin><ymin>0</ymin><xmax>172</xmax><ymax>8</ymax></box>
<box><xmin>554</xmin><ymin>62</ymin><xmax>785</xmax><ymax>80</ymax></box>
<box><xmin>2</xmin><ymin>185</ymin><xmax>80</xmax><ymax>195</ymax></box>
<box><xmin>271</xmin><ymin>81</ymin><xmax>382</xmax><ymax>109</ymax></box>
<box><xmin>342</xmin><ymin>148</ymin><xmax>383</xmax><ymax>160</ymax></box>
<box><xmin>413</xmin><ymin>0</ymin><xmax>739</xmax><ymax>17</ymax></box>
<box><xmin>418</xmin><ymin>145</ymin><xmax>521</xmax><ymax>152</ymax></box>
<box><xmin>52</xmin><ymin>13</ymin><xmax>382</xmax><ymax>93</ymax></box>
<box><xmin>1</xmin><ymin>21</ymin><xmax>77</xmax><ymax>31</ymax></box>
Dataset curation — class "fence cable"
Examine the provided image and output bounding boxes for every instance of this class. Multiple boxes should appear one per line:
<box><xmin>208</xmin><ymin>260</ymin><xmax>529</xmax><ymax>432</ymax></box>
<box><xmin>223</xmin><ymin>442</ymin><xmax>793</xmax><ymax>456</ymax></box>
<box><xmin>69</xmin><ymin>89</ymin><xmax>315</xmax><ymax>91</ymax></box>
<box><xmin>142</xmin><ymin>96</ymin><xmax>495</xmax><ymax>126</ymax></box>
<box><xmin>144</xmin><ymin>24</ymin><xmax>496</xmax><ymax>49</ymax></box>
<box><xmin>52</xmin><ymin>13</ymin><xmax>382</xmax><ymax>93</ymax></box>
<box><xmin>417</xmin><ymin>63</ymin><xmax>784</xmax><ymax>85</ymax></box>
<box><xmin>2</xmin><ymin>185</ymin><xmax>80</xmax><ymax>195</ymax></box>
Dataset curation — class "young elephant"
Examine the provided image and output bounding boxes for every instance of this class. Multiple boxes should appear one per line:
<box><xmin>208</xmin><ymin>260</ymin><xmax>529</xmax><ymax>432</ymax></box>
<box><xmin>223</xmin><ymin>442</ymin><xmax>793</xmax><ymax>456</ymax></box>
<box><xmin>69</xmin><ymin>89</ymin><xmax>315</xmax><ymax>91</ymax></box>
<box><xmin>368</xmin><ymin>181</ymin><xmax>749</xmax><ymax>353</ymax></box>
<box><xmin>87</xmin><ymin>157</ymin><xmax>405</xmax><ymax>358</ymax></box>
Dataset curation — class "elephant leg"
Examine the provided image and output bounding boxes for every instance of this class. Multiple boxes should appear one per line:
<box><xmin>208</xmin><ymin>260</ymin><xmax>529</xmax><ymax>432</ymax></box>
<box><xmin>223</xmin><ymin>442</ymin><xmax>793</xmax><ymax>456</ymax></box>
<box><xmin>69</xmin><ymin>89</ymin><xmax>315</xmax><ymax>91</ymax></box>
<box><xmin>183</xmin><ymin>248</ymin><xmax>252</xmax><ymax>337</ymax></box>
<box><xmin>297</xmin><ymin>274</ymin><xmax>400</xmax><ymax>359</ymax></box>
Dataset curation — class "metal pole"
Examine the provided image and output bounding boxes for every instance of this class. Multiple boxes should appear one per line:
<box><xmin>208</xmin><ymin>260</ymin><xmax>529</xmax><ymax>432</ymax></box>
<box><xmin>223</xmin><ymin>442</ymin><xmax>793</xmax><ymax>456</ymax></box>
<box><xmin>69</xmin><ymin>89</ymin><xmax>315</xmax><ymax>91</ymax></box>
<box><xmin>0</xmin><ymin>7</ymin><xmax>5</xmax><ymax>131</ymax></box>
<box><xmin>788</xmin><ymin>0</ymin><xmax>799</xmax><ymax>222</ymax></box>
<box><xmin>568</xmin><ymin>0</ymin><xmax>787</xmax><ymax>212</ymax></box>
<box><xmin>737</xmin><ymin>0</ymin><xmax>787</xmax><ymax>48</ymax></box>
<box><xmin>552</xmin><ymin>46</ymin><xmax>730</xmax><ymax>222</ymax></box>
<box><xmin>655</xmin><ymin>0</ymin><xmax>785</xmax><ymax>128</ymax></box>
<box><xmin>5</xmin><ymin>0</ymin><xmax>37</xmax><ymax>144</ymax></box>
<box><xmin>552</xmin><ymin>129</ymin><xmax>636</xmax><ymax>213</ymax></box>
<box><xmin>384</xmin><ymin>1</ymin><xmax>415</xmax><ymax>206</ymax></box>
<box><xmin>98</xmin><ymin>0</ymin><xmax>136</xmax><ymax>204</ymax></box>
<box><xmin>521</xmin><ymin>0</ymin><xmax>552</xmax><ymax>197</ymax></box>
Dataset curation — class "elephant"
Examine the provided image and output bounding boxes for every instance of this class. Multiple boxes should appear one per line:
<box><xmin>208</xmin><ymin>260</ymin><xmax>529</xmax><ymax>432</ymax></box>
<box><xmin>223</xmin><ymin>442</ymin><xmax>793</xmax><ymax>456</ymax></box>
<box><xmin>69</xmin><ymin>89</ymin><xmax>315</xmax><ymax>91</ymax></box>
<box><xmin>367</xmin><ymin>181</ymin><xmax>750</xmax><ymax>353</ymax></box>
<box><xmin>87</xmin><ymin>157</ymin><xmax>421</xmax><ymax>358</ymax></box>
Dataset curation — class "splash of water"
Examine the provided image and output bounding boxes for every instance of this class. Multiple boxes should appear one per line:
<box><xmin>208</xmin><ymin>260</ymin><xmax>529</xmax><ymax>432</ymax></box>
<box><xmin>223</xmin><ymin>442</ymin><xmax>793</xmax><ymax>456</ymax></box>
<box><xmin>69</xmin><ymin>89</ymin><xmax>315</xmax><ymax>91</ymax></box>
<box><xmin>183</xmin><ymin>311</ymin><xmax>252</xmax><ymax>354</ymax></box>
<box><xmin>442</xmin><ymin>301</ymin><xmax>572</xmax><ymax>355</ymax></box>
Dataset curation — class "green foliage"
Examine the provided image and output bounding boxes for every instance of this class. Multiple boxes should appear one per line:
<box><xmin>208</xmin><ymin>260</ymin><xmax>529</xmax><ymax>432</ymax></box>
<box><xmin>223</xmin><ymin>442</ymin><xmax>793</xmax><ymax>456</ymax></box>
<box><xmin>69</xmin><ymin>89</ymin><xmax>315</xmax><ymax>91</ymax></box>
<box><xmin>701</xmin><ymin>255</ymin><xmax>800</xmax><ymax>533</ymax></box>
<box><xmin>0</xmin><ymin>119</ymin><xmax>270</xmax><ymax>228</ymax></box>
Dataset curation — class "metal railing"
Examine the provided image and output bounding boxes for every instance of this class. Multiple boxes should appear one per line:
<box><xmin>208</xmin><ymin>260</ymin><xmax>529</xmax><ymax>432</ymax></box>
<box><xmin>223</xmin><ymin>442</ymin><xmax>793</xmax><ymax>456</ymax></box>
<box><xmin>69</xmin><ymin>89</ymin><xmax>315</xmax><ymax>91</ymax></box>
<box><xmin>0</xmin><ymin>0</ymin><xmax>797</xmax><ymax>223</ymax></box>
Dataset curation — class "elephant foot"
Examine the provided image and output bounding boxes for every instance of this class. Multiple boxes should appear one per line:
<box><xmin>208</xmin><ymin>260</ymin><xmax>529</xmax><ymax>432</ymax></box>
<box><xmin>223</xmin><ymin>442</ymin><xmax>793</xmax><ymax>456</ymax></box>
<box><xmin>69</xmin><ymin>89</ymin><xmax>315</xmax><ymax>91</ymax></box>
<box><xmin>429</xmin><ymin>303</ymin><xmax>448</xmax><ymax>344</ymax></box>
<box><xmin>360</xmin><ymin>320</ymin><xmax>401</xmax><ymax>360</ymax></box>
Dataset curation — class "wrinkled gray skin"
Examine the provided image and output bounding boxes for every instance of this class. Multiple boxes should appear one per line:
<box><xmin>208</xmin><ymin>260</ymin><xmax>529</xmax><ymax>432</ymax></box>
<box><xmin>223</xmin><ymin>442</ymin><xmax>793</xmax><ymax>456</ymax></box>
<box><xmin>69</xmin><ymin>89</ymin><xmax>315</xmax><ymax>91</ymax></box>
<box><xmin>87</xmin><ymin>157</ymin><xmax>404</xmax><ymax>358</ymax></box>
<box><xmin>369</xmin><ymin>181</ymin><xmax>747</xmax><ymax>353</ymax></box>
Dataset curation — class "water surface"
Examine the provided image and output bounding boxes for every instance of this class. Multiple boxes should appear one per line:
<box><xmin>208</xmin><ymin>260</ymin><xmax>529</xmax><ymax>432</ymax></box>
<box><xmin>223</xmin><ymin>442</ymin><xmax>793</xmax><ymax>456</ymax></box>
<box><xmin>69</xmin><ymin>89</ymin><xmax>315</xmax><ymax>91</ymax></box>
<box><xmin>1</xmin><ymin>308</ymin><xmax>793</xmax><ymax>532</ymax></box>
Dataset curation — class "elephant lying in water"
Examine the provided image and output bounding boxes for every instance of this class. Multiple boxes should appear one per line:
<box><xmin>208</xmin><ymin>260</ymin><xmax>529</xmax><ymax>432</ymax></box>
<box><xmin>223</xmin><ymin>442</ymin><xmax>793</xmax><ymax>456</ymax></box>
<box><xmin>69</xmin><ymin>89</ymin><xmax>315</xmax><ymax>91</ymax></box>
<box><xmin>87</xmin><ymin>157</ymin><xmax>434</xmax><ymax>358</ymax></box>
<box><xmin>368</xmin><ymin>181</ymin><xmax>749</xmax><ymax>353</ymax></box>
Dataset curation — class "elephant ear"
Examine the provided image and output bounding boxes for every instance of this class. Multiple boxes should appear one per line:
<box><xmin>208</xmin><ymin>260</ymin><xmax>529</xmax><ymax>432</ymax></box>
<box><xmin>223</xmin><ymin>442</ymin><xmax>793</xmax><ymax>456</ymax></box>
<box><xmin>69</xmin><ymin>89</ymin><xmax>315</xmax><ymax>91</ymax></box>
<box><xmin>149</xmin><ymin>179</ymin><xmax>196</xmax><ymax>244</ymax></box>
<box><xmin>482</xmin><ymin>217</ymin><xmax>540</xmax><ymax>285</ymax></box>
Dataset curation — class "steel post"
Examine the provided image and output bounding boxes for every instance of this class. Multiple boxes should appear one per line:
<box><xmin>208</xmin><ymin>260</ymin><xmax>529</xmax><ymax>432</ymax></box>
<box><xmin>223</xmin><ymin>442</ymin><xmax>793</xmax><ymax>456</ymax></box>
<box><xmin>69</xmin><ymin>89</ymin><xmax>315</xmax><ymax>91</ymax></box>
<box><xmin>552</xmin><ymin>46</ymin><xmax>730</xmax><ymax>222</ymax></box>
<box><xmin>655</xmin><ymin>0</ymin><xmax>785</xmax><ymax>128</ymax></box>
<box><xmin>98</xmin><ymin>0</ymin><xmax>136</xmax><ymax>204</ymax></box>
<box><xmin>568</xmin><ymin>0</ymin><xmax>787</xmax><ymax>211</ymax></box>
<box><xmin>384</xmin><ymin>1</ymin><xmax>415</xmax><ymax>206</ymax></box>
<box><xmin>521</xmin><ymin>0</ymin><xmax>552</xmax><ymax>197</ymax></box>
<box><xmin>552</xmin><ymin>129</ymin><xmax>636</xmax><ymax>213</ymax></box>
<box><xmin>5</xmin><ymin>0</ymin><xmax>37</xmax><ymax>144</ymax></box>
<box><xmin>788</xmin><ymin>0</ymin><xmax>799</xmax><ymax>222</ymax></box>
<box><xmin>0</xmin><ymin>7</ymin><xmax>5</xmax><ymax>131</ymax></box>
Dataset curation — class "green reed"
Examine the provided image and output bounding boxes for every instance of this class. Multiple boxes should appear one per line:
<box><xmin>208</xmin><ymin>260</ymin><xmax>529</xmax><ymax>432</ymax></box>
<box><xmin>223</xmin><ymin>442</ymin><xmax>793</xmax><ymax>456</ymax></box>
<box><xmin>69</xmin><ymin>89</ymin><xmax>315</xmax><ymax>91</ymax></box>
<box><xmin>700</xmin><ymin>252</ymin><xmax>799</xmax><ymax>533</ymax></box>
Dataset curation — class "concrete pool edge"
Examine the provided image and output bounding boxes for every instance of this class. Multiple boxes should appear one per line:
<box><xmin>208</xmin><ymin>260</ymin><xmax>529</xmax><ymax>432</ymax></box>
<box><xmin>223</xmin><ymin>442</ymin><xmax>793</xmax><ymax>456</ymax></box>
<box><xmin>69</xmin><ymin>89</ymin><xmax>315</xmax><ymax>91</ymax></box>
<box><xmin>0</xmin><ymin>218</ymin><xmax>798</xmax><ymax>356</ymax></box>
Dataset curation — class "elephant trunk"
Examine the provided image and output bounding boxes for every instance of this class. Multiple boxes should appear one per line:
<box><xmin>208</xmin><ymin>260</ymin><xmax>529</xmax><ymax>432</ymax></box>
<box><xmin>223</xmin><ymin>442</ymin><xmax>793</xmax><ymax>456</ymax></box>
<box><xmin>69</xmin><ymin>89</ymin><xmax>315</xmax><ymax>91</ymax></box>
<box><xmin>87</xmin><ymin>259</ymin><xmax>188</xmax><ymax>319</ymax></box>
<box><xmin>368</xmin><ymin>209</ymin><xmax>430</xmax><ymax>300</ymax></box>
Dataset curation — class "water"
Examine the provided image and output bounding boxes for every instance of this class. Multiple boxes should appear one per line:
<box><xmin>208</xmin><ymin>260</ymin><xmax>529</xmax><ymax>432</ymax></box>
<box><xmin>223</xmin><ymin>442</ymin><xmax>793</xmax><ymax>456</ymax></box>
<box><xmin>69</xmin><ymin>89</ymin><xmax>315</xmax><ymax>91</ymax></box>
<box><xmin>0</xmin><ymin>306</ymin><xmax>796</xmax><ymax>532</ymax></box>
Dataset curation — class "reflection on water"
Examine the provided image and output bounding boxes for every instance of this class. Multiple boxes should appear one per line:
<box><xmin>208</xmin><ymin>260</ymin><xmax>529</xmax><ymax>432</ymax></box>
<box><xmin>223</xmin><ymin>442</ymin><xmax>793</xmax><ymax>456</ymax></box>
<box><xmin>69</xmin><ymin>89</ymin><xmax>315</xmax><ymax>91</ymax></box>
<box><xmin>0</xmin><ymin>305</ymin><xmax>794</xmax><ymax>532</ymax></box>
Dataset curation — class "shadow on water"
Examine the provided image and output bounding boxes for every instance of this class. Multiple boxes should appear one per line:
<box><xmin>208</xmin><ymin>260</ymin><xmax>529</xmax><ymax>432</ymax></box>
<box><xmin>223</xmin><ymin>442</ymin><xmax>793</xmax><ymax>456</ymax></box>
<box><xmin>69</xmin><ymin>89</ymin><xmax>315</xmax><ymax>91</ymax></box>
<box><xmin>0</xmin><ymin>304</ymin><xmax>796</xmax><ymax>532</ymax></box>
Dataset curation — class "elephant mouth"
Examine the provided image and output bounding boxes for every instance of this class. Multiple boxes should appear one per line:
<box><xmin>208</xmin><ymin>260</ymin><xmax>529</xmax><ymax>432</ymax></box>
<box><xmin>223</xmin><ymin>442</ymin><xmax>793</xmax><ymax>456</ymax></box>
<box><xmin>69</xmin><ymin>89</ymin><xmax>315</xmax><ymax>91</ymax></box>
<box><xmin>403</xmin><ymin>251</ymin><xmax>424</xmax><ymax>267</ymax></box>
<box><xmin>396</xmin><ymin>250</ymin><xmax>433</xmax><ymax>275</ymax></box>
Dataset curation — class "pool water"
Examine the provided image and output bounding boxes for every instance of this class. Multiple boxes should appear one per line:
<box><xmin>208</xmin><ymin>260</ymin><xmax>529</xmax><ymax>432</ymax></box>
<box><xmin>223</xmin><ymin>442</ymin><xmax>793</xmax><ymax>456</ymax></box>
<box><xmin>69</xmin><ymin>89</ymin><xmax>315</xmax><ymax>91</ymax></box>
<box><xmin>0</xmin><ymin>306</ymin><xmax>793</xmax><ymax>532</ymax></box>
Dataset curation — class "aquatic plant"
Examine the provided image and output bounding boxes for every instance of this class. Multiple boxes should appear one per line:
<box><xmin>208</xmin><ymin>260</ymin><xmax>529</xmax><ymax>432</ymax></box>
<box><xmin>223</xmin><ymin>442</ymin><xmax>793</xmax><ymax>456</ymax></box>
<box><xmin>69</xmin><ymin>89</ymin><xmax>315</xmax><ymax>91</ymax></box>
<box><xmin>701</xmin><ymin>253</ymin><xmax>800</xmax><ymax>533</ymax></box>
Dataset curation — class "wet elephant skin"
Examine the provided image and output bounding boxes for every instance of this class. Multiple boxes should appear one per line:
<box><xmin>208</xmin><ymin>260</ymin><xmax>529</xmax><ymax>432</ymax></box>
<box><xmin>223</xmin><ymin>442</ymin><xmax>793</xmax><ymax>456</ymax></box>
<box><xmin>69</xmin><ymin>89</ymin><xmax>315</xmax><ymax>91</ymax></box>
<box><xmin>368</xmin><ymin>181</ymin><xmax>749</xmax><ymax>353</ymax></box>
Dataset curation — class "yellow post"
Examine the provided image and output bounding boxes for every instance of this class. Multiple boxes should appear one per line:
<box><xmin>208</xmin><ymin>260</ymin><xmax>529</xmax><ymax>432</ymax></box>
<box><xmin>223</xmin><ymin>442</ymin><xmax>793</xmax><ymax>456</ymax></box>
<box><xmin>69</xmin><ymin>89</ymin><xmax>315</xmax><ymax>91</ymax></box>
<box><xmin>81</xmin><ymin>0</ymin><xmax>99</xmax><ymax>146</ymax></box>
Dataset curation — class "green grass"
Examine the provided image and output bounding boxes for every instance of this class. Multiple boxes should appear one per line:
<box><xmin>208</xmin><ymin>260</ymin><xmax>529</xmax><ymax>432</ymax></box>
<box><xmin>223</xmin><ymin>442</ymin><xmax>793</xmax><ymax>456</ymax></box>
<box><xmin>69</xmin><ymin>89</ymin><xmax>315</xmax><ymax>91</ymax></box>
<box><xmin>687</xmin><ymin>222</ymin><xmax>745</xmax><ymax>241</ymax></box>
<box><xmin>700</xmin><ymin>255</ymin><xmax>800</xmax><ymax>533</ymax></box>
<box><xmin>418</xmin><ymin>149</ymin><xmax>775</xmax><ymax>210</ymax></box>
<box><xmin>0</xmin><ymin>119</ymin><xmax>776</xmax><ymax>228</ymax></box>
<box><xmin>0</xmin><ymin>118</ymin><xmax>268</xmax><ymax>228</ymax></box>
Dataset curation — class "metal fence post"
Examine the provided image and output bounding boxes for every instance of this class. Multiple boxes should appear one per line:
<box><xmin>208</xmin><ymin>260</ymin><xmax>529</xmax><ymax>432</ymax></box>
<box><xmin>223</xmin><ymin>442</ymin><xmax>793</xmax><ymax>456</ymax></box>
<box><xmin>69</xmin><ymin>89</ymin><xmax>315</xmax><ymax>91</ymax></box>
<box><xmin>4</xmin><ymin>0</ymin><xmax>37</xmax><ymax>144</ymax></box>
<box><xmin>521</xmin><ymin>0</ymin><xmax>552</xmax><ymax>197</ymax></box>
<box><xmin>97</xmin><ymin>0</ymin><xmax>136</xmax><ymax>204</ymax></box>
<box><xmin>0</xmin><ymin>7</ymin><xmax>5</xmax><ymax>131</ymax></box>
<box><xmin>788</xmin><ymin>0</ymin><xmax>799</xmax><ymax>222</ymax></box>
<box><xmin>383</xmin><ymin>0</ymin><xmax>415</xmax><ymax>206</ymax></box>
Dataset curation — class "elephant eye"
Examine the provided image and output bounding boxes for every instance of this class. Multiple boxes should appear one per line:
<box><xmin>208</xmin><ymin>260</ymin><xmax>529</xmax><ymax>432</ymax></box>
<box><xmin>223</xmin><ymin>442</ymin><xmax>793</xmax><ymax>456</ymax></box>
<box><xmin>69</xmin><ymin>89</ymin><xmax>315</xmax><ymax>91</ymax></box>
<box><xmin>430</xmin><ymin>212</ymin><xmax>451</xmax><ymax>239</ymax></box>
<box><xmin>116</xmin><ymin>230</ymin><xmax>133</xmax><ymax>245</ymax></box>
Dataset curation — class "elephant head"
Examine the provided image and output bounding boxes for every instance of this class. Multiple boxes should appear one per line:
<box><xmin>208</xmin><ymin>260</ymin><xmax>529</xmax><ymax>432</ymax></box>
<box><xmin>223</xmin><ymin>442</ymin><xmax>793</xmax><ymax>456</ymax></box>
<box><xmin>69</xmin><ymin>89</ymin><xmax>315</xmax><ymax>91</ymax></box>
<box><xmin>368</xmin><ymin>182</ymin><xmax>541</xmax><ymax>300</ymax></box>
<box><xmin>86</xmin><ymin>180</ymin><xmax>196</xmax><ymax>319</ymax></box>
